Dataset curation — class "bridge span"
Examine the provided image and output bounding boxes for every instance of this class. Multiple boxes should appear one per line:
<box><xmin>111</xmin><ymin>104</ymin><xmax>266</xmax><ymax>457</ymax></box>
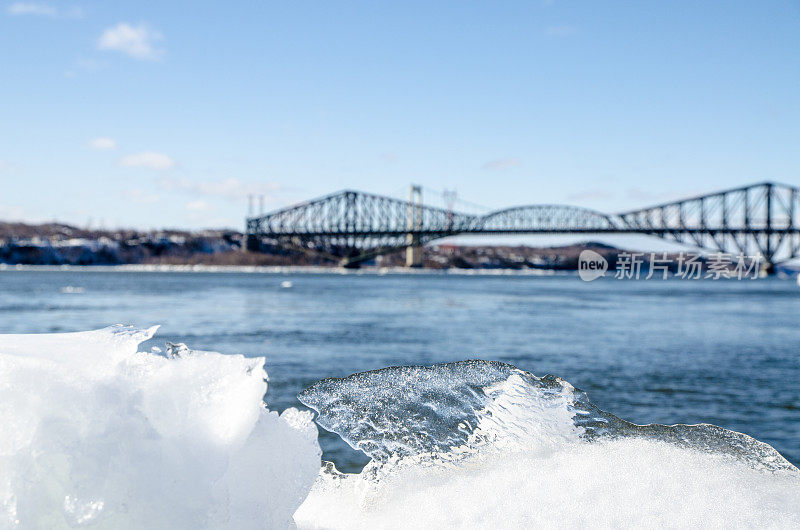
<box><xmin>246</xmin><ymin>181</ymin><xmax>800</xmax><ymax>270</ymax></box>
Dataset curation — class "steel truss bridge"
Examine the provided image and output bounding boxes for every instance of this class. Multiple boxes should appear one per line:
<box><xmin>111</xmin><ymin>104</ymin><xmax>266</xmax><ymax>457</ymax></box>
<box><xmin>246</xmin><ymin>181</ymin><xmax>800</xmax><ymax>270</ymax></box>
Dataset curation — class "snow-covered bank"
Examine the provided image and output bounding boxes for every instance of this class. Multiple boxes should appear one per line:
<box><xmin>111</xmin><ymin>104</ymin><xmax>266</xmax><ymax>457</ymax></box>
<box><xmin>0</xmin><ymin>263</ymin><xmax>563</xmax><ymax>275</ymax></box>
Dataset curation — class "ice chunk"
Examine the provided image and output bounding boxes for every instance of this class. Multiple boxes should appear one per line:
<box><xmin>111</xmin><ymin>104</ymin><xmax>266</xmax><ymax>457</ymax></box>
<box><xmin>0</xmin><ymin>326</ymin><xmax>320</xmax><ymax>529</ymax></box>
<box><xmin>298</xmin><ymin>360</ymin><xmax>795</xmax><ymax>471</ymax></box>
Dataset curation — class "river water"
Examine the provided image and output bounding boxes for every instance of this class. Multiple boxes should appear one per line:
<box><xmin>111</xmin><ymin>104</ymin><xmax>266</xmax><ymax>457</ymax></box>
<box><xmin>1</xmin><ymin>268</ymin><xmax>797</xmax><ymax>469</ymax></box>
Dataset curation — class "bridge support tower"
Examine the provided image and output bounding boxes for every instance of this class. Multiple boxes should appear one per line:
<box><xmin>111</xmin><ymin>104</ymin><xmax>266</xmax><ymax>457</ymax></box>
<box><xmin>406</xmin><ymin>185</ymin><xmax>423</xmax><ymax>267</ymax></box>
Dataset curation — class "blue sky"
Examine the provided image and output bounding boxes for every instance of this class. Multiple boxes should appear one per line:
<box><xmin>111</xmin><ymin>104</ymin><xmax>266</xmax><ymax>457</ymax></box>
<box><xmin>1</xmin><ymin>1</ymin><xmax>799</xmax><ymax>236</ymax></box>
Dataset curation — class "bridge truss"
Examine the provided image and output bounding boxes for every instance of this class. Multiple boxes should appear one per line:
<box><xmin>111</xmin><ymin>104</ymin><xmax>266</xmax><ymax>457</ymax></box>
<box><xmin>246</xmin><ymin>182</ymin><xmax>800</xmax><ymax>268</ymax></box>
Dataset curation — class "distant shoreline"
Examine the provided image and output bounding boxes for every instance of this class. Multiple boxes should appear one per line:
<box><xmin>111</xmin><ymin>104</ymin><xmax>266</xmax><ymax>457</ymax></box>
<box><xmin>2</xmin><ymin>221</ymin><xmax>798</xmax><ymax>274</ymax></box>
<box><xmin>2</xmin><ymin>264</ymin><xmax>797</xmax><ymax>280</ymax></box>
<box><xmin>0</xmin><ymin>263</ymin><xmax>568</xmax><ymax>276</ymax></box>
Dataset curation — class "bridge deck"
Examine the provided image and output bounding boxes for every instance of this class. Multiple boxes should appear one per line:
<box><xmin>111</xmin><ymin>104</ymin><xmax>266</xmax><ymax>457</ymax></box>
<box><xmin>246</xmin><ymin>182</ymin><xmax>800</xmax><ymax>266</ymax></box>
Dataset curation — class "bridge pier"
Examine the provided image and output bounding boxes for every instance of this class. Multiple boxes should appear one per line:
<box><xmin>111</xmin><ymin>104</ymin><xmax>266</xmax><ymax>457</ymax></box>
<box><xmin>406</xmin><ymin>185</ymin><xmax>423</xmax><ymax>267</ymax></box>
<box><xmin>405</xmin><ymin>236</ymin><xmax>422</xmax><ymax>267</ymax></box>
<box><xmin>245</xmin><ymin>234</ymin><xmax>260</xmax><ymax>252</ymax></box>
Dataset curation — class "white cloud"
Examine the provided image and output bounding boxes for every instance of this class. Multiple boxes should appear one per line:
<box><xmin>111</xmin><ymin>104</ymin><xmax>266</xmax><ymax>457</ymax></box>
<box><xmin>65</xmin><ymin>58</ymin><xmax>108</xmax><ymax>78</ymax></box>
<box><xmin>158</xmin><ymin>177</ymin><xmax>280</xmax><ymax>201</ymax></box>
<box><xmin>0</xmin><ymin>204</ymin><xmax>26</xmax><ymax>221</ymax></box>
<box><xmin>6</xmin><ymin>2</ymin><xmax>83</xmax><ymax>18</ymax></box>
<box><xmin>98</xmin><ymin>23</ymin><xmax>164</xmax><ymax>61</ymax></box>
<box><xmin>61</xmin><ymin>5</ymin><xmax>82</xmax><ymax>18</ymax></box>
<box><xmin>566</xmin><ymin>189</ymin><xmax>614</xmax><ymax>202</ymax></box>
<box><xmin>88</xmin><ymin>137</ymin><xmax>116</xmax><ymax>150</ymax></box>
<box><xmin>124</xmin><ymin>189</ymin><xmax>159</xmax><ymax>204</ymax></box>
<box><xmin>118</xmin><ymin>151</ymin><xmax>175</xmax><ymax>170</ymax></box>
<box><xmin>76</xmin><ymin>57</ymin><xmax>107</xmax><ymax>72</ymax></box>
<box><xmin>186</xmin><ymin>200</ymin><xmax>211</xmax><ymax>211</ymax></box>
<box><xmin>482</xmin><ymin>158</ymin><xmax>522</xmax><ymax>171</ymax></box>
<box><xmin>7</xmin><ymin>2</ymin><xmax>56</xmax><ymax>16</ymax></box>
<box><xmin>626</xmin><ymin>187</ymin><xmax>705</xmax><ymax>204</ymax></box>
<box><xmin>545</xmin><ymin>25</ymin><xmax>578</xmax><ymax>37</ymax></box>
